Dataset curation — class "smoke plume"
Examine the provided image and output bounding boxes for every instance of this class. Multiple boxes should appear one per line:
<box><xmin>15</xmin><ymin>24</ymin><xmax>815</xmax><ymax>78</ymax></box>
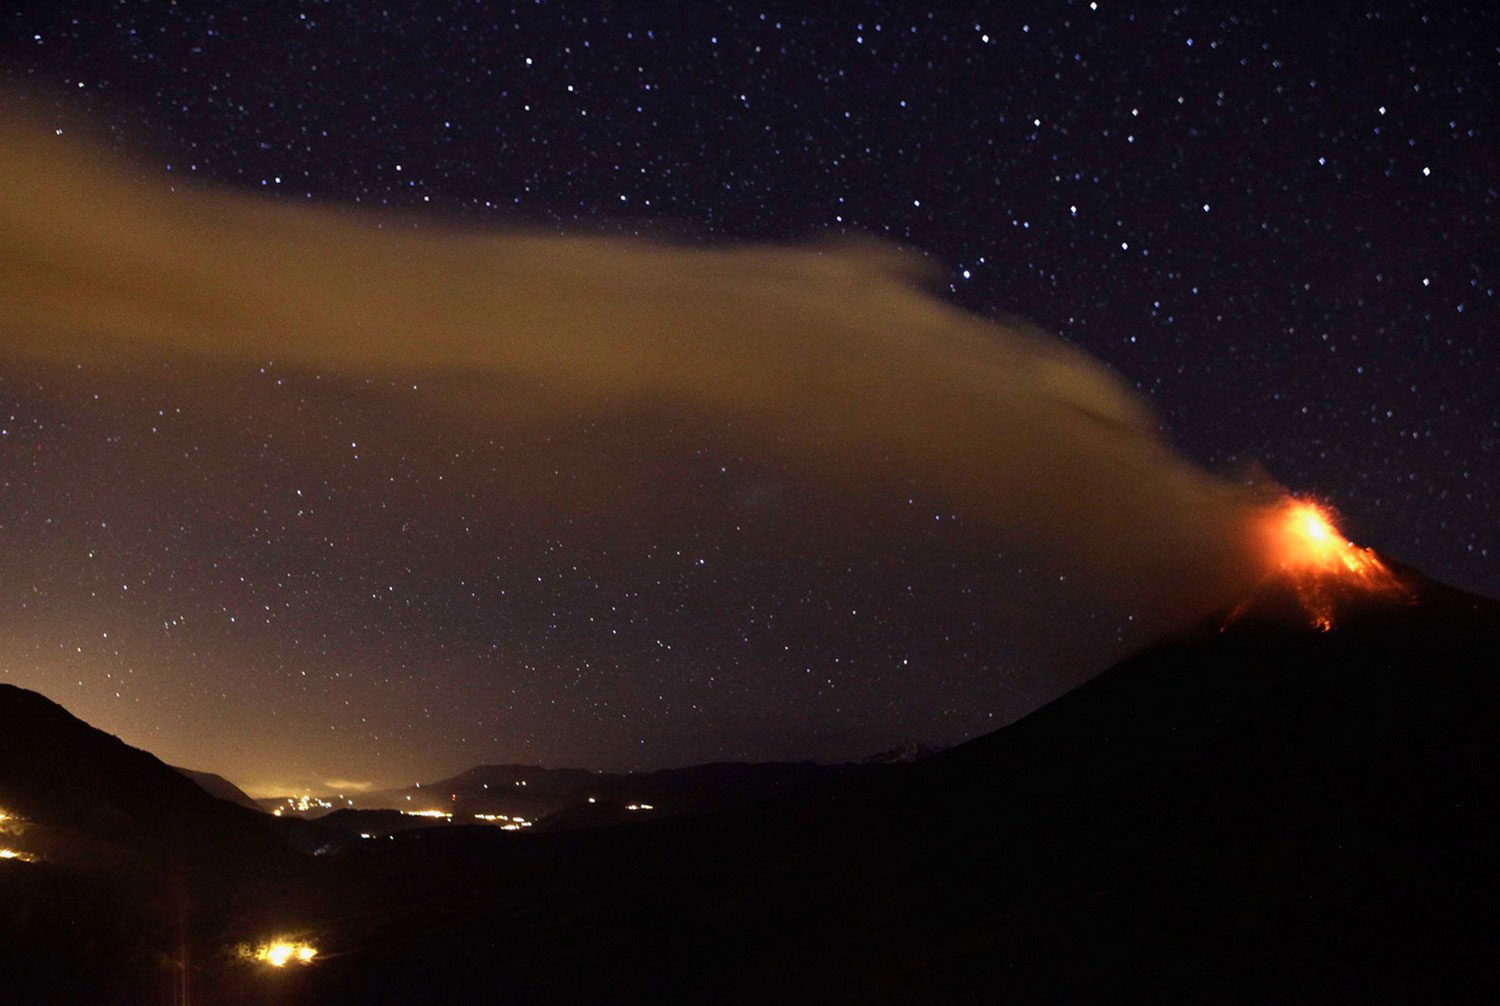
<box><xmin>0</xmin><ymin>109</ymin><xmax>1271</xmax><ymax>630</ymax></box>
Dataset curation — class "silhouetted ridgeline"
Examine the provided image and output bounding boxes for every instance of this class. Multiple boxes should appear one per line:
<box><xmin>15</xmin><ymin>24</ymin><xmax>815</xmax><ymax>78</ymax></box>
<box><xmin>2</xmin><ymin>570</ymin><xmax>1496</xmax><ymax>1001</ymax></box>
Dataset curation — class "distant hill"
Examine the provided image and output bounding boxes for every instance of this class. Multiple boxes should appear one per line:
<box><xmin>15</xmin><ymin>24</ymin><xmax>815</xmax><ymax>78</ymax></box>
<box><xmin>172</xmin><ymin>766</ymin><xmax>264</xmax><ymax>812</ymax></box>
<box><xmin>355</xmin><ymin>758</ymin><xmax>890</xmax><ymax>825</ymax></box>
<box><xmin>352</xmin><ymin>763</ymin><xmax>598</xmax><ymax>821</ymax></box>
<box><xmin>860</xmin><ymin>741</ymin><xmax>944</xmax><ymax>764</ymax></box>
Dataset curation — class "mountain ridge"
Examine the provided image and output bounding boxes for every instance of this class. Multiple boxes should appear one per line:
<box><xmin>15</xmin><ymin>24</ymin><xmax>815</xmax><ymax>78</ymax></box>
<box><xmin>2</xmin><ymin>567</ymin><xmax>1495</xmax><ymax>1000</ymax></box>
<box><xmin>290</xmin><ymin>570</ymin><xmax>1499</xmax><ymax>1001</ymax></box>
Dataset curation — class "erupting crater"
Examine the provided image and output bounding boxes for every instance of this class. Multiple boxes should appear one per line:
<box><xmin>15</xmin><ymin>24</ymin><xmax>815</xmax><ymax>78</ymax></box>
<box><xmin>1237</xmin><ymin>497</ymin><xmax>1406</xmax><ymax>631</ymax></box>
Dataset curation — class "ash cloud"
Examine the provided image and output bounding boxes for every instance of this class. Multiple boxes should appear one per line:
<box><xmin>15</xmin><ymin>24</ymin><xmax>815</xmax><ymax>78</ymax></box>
<box><xmin>0</xmin><ymin>112</ymin><xmax>1271</xmax><ymax>633</ymax></box>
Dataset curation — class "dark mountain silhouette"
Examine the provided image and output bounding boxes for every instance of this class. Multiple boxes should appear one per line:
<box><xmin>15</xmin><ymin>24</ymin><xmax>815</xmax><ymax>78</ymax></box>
<box><xmin>533</xmin><ymin>797</ymin><xmax>639</xmax><ymax>832</ymax></box>
<box><xmin>3</xmin><ymin>564</ymin><xmax>1496</xmax><ymax>1002</ymax></box>
<box><xmin>594</xmin><ymin>760</ymin><xmax>885</xmax><ymax>817</ymax></box>
<box><xmin>284</xmin><ymin>566</ymin><xmax>1497</xmax><ymax>1002</ymax></box>
<box><xmin>173</xmin><ymin>766</ymin><xmax>264</xmax><ymax>812</ymax></box>
<box><xmin>0</xmin><ymin>684</ymin><xmax>286</xmax><ymax>871</ymax></box>
<box><xmin>345</xmin><ymin>764</ymin><xmax>599</xmax><ymax>822</ymax></box>
<box><xmin>861</xmin><ymin>740</ymin><xmax>945</xmax><ymax>764</ymax></box>
<box><xmin>0</xmin><ymin>684</ymin><xmax>306</xmax><ymax>1001</ymax></box>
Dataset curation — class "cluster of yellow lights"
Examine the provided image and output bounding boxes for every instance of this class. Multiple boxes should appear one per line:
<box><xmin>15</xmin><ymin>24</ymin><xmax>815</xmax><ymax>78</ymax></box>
<box><xmin>625</xmin><ymin>803</ymin><xmax>655</xmax><ymax>812</ymax></box>
<box><xmin>271</xmin><ymin>793</ymin><xmax>348</xmax><ymax>817</ymax></box>
<box><xmin>473</xmin><ymin>814</ymin><xmax>532</xmax><ymax>828</ymax></box>
<box><xmin>0</xmin><ymin>848</ymin><xmax>37</xmax><ymax>862</ymax></box>
<box><xmin>254</xmin><ymin>941</ymin><xmax>318</xmax><ymax>968</ymax></box>
<box><xmin>287</xmin><ymin>795</ymin><xmax>334</xmax><ymax>812</ymax></box>
<box><xmin>400</xmin><ymin>809</ymin><xmax>451</xmax><ymax>819</ymax></box>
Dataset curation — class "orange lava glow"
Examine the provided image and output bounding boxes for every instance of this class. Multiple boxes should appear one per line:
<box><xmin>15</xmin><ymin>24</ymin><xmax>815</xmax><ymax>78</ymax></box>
<box><xmin>1273</xmin><ymin>501</ymin><xmax>1385</xmax><ymax>579</ymax></box>
<box><xmin>1251</xmin><ymin>498</ymin><xmax>1401</xmax><ymax>630</ymax></box>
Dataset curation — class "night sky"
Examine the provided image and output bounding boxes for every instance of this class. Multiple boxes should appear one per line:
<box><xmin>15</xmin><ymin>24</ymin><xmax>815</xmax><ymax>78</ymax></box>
<box><xmin>2</xmin><ymin>3</ymin><xmax>1495</xmax><ymax>795</ymax></box>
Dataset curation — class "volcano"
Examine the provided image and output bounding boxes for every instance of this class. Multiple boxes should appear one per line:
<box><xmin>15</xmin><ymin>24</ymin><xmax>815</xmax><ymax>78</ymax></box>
<box><xmin>2</xmin><ymin>566</ymin><xmax>1495</xmax><ymax>1002</ymax></box>
<box><xmin>279</xmin><ymin>564</ymin><xmax>1496</xmax><ymax>1002</ymax></box>
<box><xmin>1238</xmin><ymin>496</ymin><xmax>1413</xmax><ymax>631</ymax></box>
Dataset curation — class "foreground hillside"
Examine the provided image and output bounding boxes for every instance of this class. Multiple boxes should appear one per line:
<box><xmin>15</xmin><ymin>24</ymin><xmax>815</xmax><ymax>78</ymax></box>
<box><xmin>0</xmin><ymin>684</ymin><xmax>305</xmax><ymax>1000</ymax></box>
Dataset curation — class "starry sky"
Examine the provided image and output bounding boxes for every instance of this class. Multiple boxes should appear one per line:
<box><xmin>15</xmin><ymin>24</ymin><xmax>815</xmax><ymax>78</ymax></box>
<box><xmin>1</xmin><ymin>3</ymin><xmax>1495</xmax><ymax>795</ymax></box>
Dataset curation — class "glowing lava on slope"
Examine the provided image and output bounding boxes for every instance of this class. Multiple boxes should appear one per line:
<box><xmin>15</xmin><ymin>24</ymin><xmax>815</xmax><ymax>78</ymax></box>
<box><xmin>1242</xmin><ymin>497</ymin><xmax>1404</xmax><ymax>631</ymax></box>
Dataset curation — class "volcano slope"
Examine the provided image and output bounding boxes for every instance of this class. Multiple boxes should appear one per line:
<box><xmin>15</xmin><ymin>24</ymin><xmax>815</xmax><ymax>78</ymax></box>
<box><xmin>284</xmin><ymin>569</ymin><xmax>1497</xmax><ymax>1003</ymax></box>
